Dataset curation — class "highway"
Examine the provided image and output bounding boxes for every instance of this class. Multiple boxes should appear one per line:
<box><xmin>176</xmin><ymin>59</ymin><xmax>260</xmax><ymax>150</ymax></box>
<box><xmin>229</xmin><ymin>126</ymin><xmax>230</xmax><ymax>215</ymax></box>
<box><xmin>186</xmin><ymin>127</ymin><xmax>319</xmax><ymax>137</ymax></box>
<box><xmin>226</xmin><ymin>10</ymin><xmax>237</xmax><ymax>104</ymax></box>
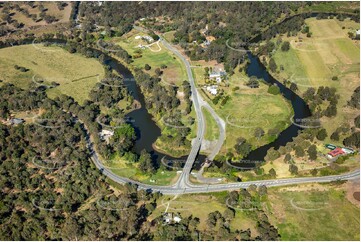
<box><xmin>85</xmin><ymin>34</ymin><xmax>360</xmax><ymax>195</ymax></box>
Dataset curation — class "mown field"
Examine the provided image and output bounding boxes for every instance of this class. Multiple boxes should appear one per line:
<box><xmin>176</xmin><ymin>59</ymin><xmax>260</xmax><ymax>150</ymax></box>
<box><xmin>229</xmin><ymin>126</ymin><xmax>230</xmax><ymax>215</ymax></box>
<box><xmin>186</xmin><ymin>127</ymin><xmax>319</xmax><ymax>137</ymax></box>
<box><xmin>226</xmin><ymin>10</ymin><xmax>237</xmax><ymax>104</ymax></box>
<box><xmin>0</xmin><ymin>44</ymin><xmax>105</xmax><ymax>104</ymax></box>
<box><xmin>271</xmin><ymin>18</ymin><xmax>360</xmax><ymax>146</ymax></box>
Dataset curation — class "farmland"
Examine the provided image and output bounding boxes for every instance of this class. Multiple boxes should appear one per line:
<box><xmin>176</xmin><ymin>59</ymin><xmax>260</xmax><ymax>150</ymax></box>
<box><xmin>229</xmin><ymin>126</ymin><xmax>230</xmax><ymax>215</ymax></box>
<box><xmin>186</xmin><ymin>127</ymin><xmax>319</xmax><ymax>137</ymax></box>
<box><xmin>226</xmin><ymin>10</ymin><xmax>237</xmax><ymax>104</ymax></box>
<box><xmin>0</xmin><ymin>44</ymin><xmax>105</xmax><ymax>104</ymax></box>
<box><xmin>269</xmin><ymin>17</ymin><xmax>359</xmax><ymax>145</ymax></box>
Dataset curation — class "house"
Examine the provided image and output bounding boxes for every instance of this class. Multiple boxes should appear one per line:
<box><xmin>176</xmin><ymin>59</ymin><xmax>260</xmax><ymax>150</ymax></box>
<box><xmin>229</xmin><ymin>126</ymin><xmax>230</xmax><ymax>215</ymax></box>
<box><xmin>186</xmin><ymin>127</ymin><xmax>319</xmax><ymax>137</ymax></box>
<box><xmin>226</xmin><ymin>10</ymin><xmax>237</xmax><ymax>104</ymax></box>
<box><xmin>341</xmin><ymin>147</ymin><xmax>355</xmax><ymax>154</ymax></box>
<box><xmin>201</xmin><ymin>35</ymin><xmax>216</xmax><ymax>48</ymax></box>
<box><xmin>10</xmin><ymin>118</ymin><xmax>24</xmax><ymax>125</ymax></box>
<box><xmin>99</xmin><ymin>129</ymin><xmax>114</xmax><ymax>143</ymax></box>
<box><xmin>327</xmin><ymin>147</ymin><xmax>345</xmax><ymax>160</ymax></box>
<box><xmin>142</xmin><ymin>35</ymin><xmax>154</xmax><ymax>43</ymax></box>
<box><xmin>206</xmin><ymin>85</ymin><xmax>218</xmax><ymax>95</ymax></box>
<box><xmin>163</xmin><ymin>212</ymin><xmax>182</xmax><ymax>224</ymax></box>
<box><xmin>209</xmin><ymin>70</ymin><xmax>226</xmax><ymax>83</ymax></box>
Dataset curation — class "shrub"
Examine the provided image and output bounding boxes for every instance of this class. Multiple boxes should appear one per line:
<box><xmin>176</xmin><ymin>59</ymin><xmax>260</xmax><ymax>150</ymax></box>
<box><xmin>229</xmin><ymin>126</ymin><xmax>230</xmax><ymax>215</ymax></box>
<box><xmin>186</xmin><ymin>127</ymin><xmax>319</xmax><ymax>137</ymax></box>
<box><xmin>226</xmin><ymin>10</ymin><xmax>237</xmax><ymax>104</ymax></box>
<box><xmin>267</xmin><ymin>85</ymin><xmax>280</xmax><ymax>95</ymax></box>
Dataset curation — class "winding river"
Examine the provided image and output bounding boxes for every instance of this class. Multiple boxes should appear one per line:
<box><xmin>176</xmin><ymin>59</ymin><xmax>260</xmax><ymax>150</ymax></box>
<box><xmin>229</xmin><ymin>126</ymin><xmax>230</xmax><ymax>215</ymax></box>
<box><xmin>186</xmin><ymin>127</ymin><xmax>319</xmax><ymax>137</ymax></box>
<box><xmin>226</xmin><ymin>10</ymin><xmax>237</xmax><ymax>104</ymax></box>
<box><xmin>105</xmin><ymin>50</ymin><xmax>311</xmax><ymax>170</ymax></box>
<box><xmin>0</xmin><ymin>36</ymin><xmax>311</xmax><ymax>171</ymax></box>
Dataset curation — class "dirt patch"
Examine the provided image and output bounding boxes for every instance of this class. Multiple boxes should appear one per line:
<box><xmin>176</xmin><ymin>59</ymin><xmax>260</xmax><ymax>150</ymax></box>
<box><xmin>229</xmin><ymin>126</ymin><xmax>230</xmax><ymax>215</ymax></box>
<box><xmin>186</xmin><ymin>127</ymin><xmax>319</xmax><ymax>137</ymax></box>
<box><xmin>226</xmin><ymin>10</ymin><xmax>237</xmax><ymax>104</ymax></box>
<box><xmin>346</xmin><ymin>179</ymin><xmax>360</xmax><ymax>207</ymax></box>
<box><xmin>353</xmin><ymin>192</ymin><xmax>360</xmax><ymax>201</ymax></box>
<box><xmin>277</xmin><ymin>183</ymin><xmax>331</xmax><ymax>192</ymax></box>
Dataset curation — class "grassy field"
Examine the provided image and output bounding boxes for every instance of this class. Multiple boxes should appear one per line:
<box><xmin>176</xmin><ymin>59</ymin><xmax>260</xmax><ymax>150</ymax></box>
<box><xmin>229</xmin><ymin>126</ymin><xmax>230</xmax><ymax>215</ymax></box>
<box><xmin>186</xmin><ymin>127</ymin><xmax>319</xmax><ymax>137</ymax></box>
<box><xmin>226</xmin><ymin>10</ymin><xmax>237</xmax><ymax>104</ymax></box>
<box><xmin>148</xmin><ymin>182</ymin><xmax>359</xmax><ymax>240</ymax></box>
<box><xmin>267</xmin><ymin>184</ymin><xmax>360</xmax><ymax>240</ymax></box>
<box><xmin>103</xmin><ymin>156</ymin><xmax>179</xmax><ymax>186</ymax></box>
<box><xmin>9</xmin><ymin>1</ymin><xmax>72</xmax><ymax>28</ymax></box>
<box><xmin>190</xmin><ymin>60</ymin><xmax>293</xmax><ymax>156</ymax></box>
<box><xmin>149</xmin><ymin>192</ymin><xmax>260</xmax><ymax>234</ymax></box>
<box><xmin>270</xmin><ymin>18</ymin><xmax>359</xmax><ymax>147</ymax></box>
<box><xmin>0</xmin><ymin>44</ymin><xmax>105</xmax><ymax>104</ymax></box>
<box><xmin>202</xmin><ymin>107</ymin><xmax>219</xmax><ymax>141</ymax></box>
<box><xmin>114</xmin><ymin>29</ymin><xmax>187</xmax><ymax>86</ymax></box>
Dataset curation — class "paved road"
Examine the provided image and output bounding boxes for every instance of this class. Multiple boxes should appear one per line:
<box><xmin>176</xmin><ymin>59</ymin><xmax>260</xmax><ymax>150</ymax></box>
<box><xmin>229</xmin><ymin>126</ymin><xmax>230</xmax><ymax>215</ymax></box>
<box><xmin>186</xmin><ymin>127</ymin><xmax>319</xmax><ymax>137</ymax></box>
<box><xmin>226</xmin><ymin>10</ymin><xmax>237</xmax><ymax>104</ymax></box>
<box><xmin>160</xmin><ymin>38</ymin><xmax>226</xmax><ymax>185</ymax></box>
<box><xmin>84</xmin><ymin>33</ymin><xmax>360</xmax><ymax>195</ymax></box>
<box><xmin>160</xmin><ymin>38</ymin><xmax>206</xmax><ymax>189</ymax></box>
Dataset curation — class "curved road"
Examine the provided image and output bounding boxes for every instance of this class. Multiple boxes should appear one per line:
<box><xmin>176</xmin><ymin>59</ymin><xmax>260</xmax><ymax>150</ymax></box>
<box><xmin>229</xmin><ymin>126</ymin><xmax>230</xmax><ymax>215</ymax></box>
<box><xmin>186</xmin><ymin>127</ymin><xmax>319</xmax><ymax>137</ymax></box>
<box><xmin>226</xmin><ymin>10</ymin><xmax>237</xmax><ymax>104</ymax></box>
<box><xmin>87</xmin><ymin>35</ymin><xmax>360</xmax><ymax>195</ymax></box>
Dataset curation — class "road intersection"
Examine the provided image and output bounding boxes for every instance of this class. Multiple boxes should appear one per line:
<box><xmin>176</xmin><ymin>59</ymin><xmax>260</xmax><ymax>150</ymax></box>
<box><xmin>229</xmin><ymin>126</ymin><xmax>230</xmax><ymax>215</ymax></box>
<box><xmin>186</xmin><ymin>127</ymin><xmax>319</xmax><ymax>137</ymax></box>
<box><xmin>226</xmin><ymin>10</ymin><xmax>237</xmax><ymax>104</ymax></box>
<box><xmin>88</xmin><ymin>35</ymin><xmax>360</xmax><ymax>195</ymax></box>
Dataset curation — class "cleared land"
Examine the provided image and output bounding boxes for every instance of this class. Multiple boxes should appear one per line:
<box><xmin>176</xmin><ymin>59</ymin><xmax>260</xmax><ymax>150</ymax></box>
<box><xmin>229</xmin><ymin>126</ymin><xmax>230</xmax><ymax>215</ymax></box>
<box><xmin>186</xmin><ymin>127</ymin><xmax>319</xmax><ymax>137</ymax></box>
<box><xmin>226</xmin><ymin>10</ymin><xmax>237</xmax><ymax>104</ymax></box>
<box><xmin>271</xmin><ymin>18</ymin><xmax>360</xmax><ymax>146</ymax></box>
<box><xmin>0</xmin><ymin>44</ymin><xmax>105</xmax><ymax>104</ymax></box>
<box><xmin>114</xmin><ymin>29</ymin><xmax>187</xmax><ymax>86</ymax></box>
<box><xmin>192</xmin><ymin>63</ymin><xmax>293</xmax><ymax>156</ymax></box>
<box><xmin>9</xmin><ymin>1</ymin><xmax>72</xmax><ymax>27</ymax></box>
<box><xmin>148</xmin><ymin>182</ymin><xmax>359</xmax><ymax>240</ymax></box>
<box><xmin>149</xmin><ymin>192</ymin><xmax>259</xmax><ymax>234</ymax></box>
<box><xmin>103</xmin><ymin>156</ymin><xmax>179</xmax><ymax>186</ymax></box>
<box><xmin>267</xmin><ymin>183</ymin><xmax>360</xmax><ymax>240</ymax></box>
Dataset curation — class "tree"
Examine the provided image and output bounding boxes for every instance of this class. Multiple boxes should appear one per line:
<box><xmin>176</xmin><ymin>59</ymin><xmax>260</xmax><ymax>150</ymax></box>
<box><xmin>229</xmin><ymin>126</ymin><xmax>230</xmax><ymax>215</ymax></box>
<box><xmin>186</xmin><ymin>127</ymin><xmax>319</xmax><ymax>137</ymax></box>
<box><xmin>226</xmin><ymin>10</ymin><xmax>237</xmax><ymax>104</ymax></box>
<box><xmin>307</xmin><ymin>144</ymin><xmax>317</xmax><ymax>160</ymax></box>
<box><xmin>281</xmin><ymin>41</ymin><xmax>290</xmax><ymax>51</ymax></box>
<box><xmin>234</xmin><ymin>137</ymin><xmax>252</xmax><ymax>157</ymax></box>
<box><xmin>330</xmin><ymin>131</ymin><xmax>339</xmax><ymax>141</ymax></box>
<box><xmin>284</xmin><ymin>153</ymin><xmax>291</xmax><ymax>163</ymax></box>
<box><xmin>144</xmin><ymin>64</ymin><xmax>151</xmax><ymax>70</ymax></box>
<box><xmin>254</xmin><ymin>127</ymin><xmax>265</xmax><ymax>139</ymax></box>
<box><xmin>138</xmin><ymin>149</ymin><xmax>155</xmax><ymax>173</ymax></box>
<box><xmin>269</xmin><ymin>58</ymin><xmax>277</xmax><ymax>72</ymax></box>
<box><xmin>354</xmin><ymin>115</ymin><xmax>360</xmax><ymax>128</ymax></box>
<box><xmin>223</xmin><ymin>208</ymin><xmax>235</xmax><ymax>221</ymax></box>
<box><xmin>289</xmin><ymin>164</ymin><xmax>298</xmax><ymax>175</ymax></box>
<box><xmin>290</xmin><ymin>82</ymin><xmax>298</xmax><ymax>92</ymax></box>
<box><xmin>311</xmin><ymin>168</ymin><xmax>318</xmax><ymax>176</ymax></box>
<box><xmin>316</xmin><ymin>128</ymin><xmax>327</xmax><ymax>141</ymax></box>
<box><xmin>155</xmin><ymin>68</ymin><xmax>163</xmax><ymax>76</ymax></box>
<box><xmin>294</xmin><ymin>145</ymin><xmax>305</xmax><ymax>157</ymax></box>
<box><xmin>246</xmin><ymin>76</ymin><xmax>259</xmax><ymax>88</ymax></box>
<box><xmin>269</xmin><ymin>168</ymin><xmax>276</xmax><ymax>178</ymax></box>
<box><xmin>343</xmin><ymin>132</ymin><xmax>360</xmax><ymax>147</ymax></box>
<box><xmin>267</xmin><ymin>85</ymin><xmax>280</xmax><ymax>95</ymax></box>
<box><xmin>258</xmin><ymin>185</ymin><xmax>267</xmax><ymax>196</ymax></box>
<box><xmin>265</xmin><ymin>148</ymin><xmax>280</xmax><ymax>161</ymax></box>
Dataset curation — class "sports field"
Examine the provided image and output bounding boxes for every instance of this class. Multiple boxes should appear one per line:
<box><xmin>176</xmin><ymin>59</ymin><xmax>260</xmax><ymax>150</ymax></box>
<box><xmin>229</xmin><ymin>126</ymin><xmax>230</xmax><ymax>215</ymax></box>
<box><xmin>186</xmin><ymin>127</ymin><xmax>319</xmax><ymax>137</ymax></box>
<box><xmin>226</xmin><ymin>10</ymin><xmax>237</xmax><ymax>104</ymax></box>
<box><xmin>0</xmin><ymin>44</ymin><xmax>105</xmax><ymax>104</ymax></box>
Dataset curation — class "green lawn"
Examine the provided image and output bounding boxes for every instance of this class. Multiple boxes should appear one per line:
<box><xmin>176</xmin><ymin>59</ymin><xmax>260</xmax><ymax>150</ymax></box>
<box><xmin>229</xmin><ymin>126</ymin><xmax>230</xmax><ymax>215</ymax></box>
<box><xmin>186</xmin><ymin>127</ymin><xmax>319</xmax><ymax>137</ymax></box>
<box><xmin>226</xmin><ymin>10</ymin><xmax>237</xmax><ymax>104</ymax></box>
<box><xmin>0</xmin><ymin>44</ymin><xmax>105</xmax><ymax>104</ymax></box>
<box><xmin>203</xmin><ymin>107</ymin><xmax>219</xmax><ymax>141</ymax></box>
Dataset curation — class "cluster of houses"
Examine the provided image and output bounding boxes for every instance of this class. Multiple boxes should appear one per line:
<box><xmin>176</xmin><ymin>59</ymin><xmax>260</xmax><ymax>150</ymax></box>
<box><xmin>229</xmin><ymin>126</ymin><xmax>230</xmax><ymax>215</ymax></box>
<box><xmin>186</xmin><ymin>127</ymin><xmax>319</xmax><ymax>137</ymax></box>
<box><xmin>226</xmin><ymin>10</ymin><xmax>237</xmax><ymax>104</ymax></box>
<box><xmin>204</xmin><ymin>68</ymin><xmax>227</xmax><ymax>96</ymax></box>
<box><xmin>325</xmin><ymin>144</ymin><xmax>355</xmax><ymax>161</ymax></box>
<box><xmin>163</xmin><ymin>212</ymin><xmax>182</xmax><ymax>224</ymax></box>
<box><xmin>135</xmin><ymin>35</ymin><xmax>154</xmax><ymax>44</ymax></box>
